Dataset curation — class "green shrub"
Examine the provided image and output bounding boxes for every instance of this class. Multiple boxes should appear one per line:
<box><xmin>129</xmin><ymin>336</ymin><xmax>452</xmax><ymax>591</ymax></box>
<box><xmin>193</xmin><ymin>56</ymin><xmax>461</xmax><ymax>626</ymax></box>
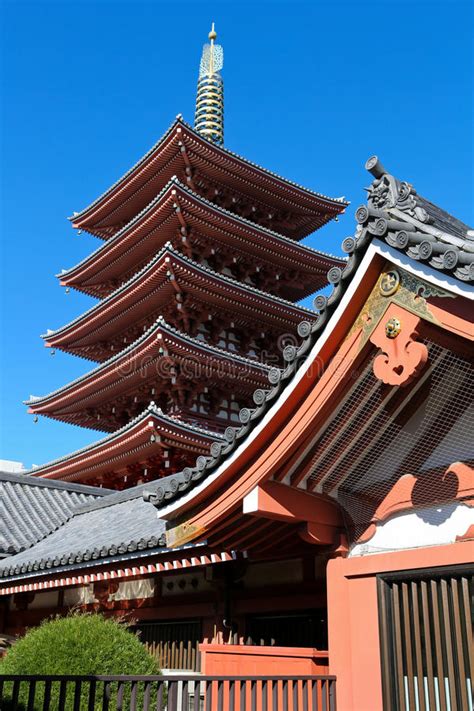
<box><xmin>0</xmin><ymin>612</ymin><xmax>162</xmax><ymax>710</ymax></box>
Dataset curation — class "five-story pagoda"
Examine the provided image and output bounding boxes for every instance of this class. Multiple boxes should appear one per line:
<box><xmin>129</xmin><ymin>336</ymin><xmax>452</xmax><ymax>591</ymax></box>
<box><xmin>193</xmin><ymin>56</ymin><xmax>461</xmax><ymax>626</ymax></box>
<box><xmin>27</xmin><ymin>26</ymin><xmax>348</xmax><ymax>489</ymax></box>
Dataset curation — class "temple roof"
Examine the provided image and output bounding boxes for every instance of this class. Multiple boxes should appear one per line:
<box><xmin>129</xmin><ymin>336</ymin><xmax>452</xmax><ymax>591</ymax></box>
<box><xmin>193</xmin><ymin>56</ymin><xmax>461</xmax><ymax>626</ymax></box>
<box><xmin>28</xmin><ymin>317</ymin><xmax>271</xmax><ymax>429</ymax></box>
<box><xmin>111</xmin><ymin>158</ymin><xmax>474</xmax><ymax>513</ymax></box>
<box><xmin>0</xmin><ymin>472</ymin><xmax>239</xmax><ymax>582</ymax></box>
<box><xmin>28</xmin><ymin>403</ymin><xmax>224</xmax><ymax>484</ymax></box>
<box><xmin>47</xmin><ymin>244</ymin><xmax>316</xmax><ymax>361</ymax></box>
<box><xmin>0</xmin><ymin>482</ymin><xmax>169</xmax><ymax>578</ymax></box>
<box><xmin>70</xmin><ymin>118</ymin><xmax>347</xmax><ymax>240</ymax></box>
<box><xmin>0</xmin><ymin>471</ymin><xmax>111</xmax><ymax>557</ymax></box>
<box><xmin>61</xmin><ymin>179</ymin><xmax>343</xmax><ymax>299</ymax></box>
<box><xmin>3</xmin><ymin>156</ymin><xmax>472</xmax><ymax>584</ymax></box>
<box><xmin>357</xmin><ymin>156</ymin><xmax>474</xmax><ymax>283</ymax></box>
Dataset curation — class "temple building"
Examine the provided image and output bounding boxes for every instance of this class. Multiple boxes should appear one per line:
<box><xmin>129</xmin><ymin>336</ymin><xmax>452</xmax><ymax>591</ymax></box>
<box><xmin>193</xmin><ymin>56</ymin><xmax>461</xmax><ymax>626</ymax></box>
<box><xmin>26</xmin><ymin>26</ymin><xmax>346</xmax><ymax>489</ymax></box>
<box><xmin>1</xmin><ymin>26</ymin><xmax>473</xmax><ymax>711</ymax></box>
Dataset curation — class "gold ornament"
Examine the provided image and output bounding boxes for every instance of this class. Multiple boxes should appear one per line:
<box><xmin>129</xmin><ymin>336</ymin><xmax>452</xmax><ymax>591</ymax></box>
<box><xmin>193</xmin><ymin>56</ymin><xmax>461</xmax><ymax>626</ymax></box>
<box><xmin>379</xmin><ymin>270</ymin><xmax>400</xmax><ymax>296</ymax></box>
<box><xmin>385</xmin><ymin>317</ymin><xmax>401</xmax><ymax>339</ymax></box>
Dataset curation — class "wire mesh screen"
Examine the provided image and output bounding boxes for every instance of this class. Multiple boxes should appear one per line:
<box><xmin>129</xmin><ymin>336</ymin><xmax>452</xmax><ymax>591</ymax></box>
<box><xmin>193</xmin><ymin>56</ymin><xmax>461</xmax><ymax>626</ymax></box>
<box><xmin>304</xmin><ymin>340</ymin><xmax>473</xmax><ymax>541</ymax></box>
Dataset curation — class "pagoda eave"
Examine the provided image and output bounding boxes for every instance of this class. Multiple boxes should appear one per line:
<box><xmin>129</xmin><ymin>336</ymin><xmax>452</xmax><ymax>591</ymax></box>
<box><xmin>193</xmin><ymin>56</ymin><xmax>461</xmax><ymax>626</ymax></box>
<box><xmin>27</xmin><ymin>319</ymin><xmax>271</xmax><ymax>430</ymax></box>
<box><xmin>29</xmin><ymin>405</ymin><xmax>223</xmax><ymax>486</ymax></box>
<box><xmin>62</xmin><ymin>179</ymin><xmax>344</xmax><ymax>299</ymax></box>
<box><xmin>45</xmin><ymin>246</ymin><xmax>315</xmax><ymax>362</ymax></box>
<box><xmin>71</xmin><ymin>119</ymin><xmax>347</xmax><ymax>240</ymax></box>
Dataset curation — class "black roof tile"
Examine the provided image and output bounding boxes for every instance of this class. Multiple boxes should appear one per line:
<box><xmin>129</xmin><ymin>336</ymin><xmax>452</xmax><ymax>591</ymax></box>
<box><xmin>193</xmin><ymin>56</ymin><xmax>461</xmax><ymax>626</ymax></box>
<box><xmin>0</xmin><ymin>472</ymin><xmax>111</xmax><ymax>557</ymax></box>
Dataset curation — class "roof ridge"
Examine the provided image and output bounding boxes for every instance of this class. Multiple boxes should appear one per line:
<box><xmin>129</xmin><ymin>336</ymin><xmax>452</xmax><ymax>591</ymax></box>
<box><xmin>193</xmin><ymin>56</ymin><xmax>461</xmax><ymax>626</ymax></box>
<box><xmin>0</xmin><ymin>470</ymin><xmax>112</xmax><ymax>496</ymax></box>
<box><xmin>71</xmin><ymin>472</ymin><xmax>185</xmax><ymax>513</ymax></box>
<box><xmin>155</xmin><ymin>317</ymin><xmax>273</xmax><ymax>367</ymax></box>
<box><xmin>174</xmin><ymin>180</ymin><xmax>345</xmax><ymax>260</ymax></box>
<box><xmin>166</xmin><ymin>245</ymin><xmax>318</xmax><ymax>313</ymax></box>
<box><xmin>180</xmin><ymin>119</ymin><xmax>348</xmax><ymax>205</ymax></box>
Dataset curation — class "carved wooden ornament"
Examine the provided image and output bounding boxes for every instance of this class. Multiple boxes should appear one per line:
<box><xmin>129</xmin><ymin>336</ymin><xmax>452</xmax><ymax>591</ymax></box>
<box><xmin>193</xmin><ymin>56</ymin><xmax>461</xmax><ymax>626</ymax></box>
<box><xmin>369</xmin><ymin>304</ymin><xmax>428</xmax><ymax>386</ymax></box>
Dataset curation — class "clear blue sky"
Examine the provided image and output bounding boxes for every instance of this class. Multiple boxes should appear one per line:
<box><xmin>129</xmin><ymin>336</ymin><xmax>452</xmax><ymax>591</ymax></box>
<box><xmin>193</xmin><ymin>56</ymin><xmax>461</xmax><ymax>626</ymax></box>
<box><xmin>1</xmin><ymin>0</ymin><xmax>472</xmax><ymax>467</ymax></box>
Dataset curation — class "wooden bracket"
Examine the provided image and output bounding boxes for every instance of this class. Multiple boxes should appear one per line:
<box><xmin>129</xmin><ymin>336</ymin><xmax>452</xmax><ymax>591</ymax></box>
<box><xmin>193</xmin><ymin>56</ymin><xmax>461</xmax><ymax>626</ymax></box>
<box><xmin>243</xmin><ymin>481</ymin><xmax>343</xmax><ymax>546</ymax></box>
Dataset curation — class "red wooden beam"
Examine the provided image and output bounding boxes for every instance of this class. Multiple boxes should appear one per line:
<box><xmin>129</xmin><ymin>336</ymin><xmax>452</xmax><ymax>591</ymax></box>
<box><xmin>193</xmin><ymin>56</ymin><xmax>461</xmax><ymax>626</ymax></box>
<box><xmin>243</xmin><ymin>481</ymin><xmax>342</xmax><ymax>525</ymax></box>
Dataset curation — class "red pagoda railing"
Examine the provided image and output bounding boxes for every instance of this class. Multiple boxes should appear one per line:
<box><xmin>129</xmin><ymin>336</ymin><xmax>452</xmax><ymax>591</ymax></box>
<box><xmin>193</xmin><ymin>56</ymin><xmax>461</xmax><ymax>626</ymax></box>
<box><xmin>0</xmin><ymin>673</ymin><xmax>336</xmax><ymax>710</ymax></box>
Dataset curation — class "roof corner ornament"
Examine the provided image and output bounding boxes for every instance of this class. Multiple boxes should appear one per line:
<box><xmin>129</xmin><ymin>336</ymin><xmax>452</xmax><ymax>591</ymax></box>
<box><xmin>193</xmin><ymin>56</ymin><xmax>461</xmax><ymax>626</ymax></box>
<box><xmin>365</xmin><ymin>155</ymin><xmax>431</xmax><ymax>224</ymax></box>
<box><xmin>194</xmin><ymin>23</ymin><xmax>224</xmax><ymax>146</ymax></box>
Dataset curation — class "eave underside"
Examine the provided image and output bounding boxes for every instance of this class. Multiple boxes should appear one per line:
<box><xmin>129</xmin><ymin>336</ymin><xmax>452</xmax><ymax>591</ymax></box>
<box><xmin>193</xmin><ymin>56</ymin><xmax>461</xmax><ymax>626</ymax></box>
<box><xmin>271</xmin><ymin>337</ymin><xmax>474</xmax><ymax>541</ymax></box>
<box><xmin>30</xmin><ymin>409</ymin><xmax>222</xmax><ymax>488</ymax></box>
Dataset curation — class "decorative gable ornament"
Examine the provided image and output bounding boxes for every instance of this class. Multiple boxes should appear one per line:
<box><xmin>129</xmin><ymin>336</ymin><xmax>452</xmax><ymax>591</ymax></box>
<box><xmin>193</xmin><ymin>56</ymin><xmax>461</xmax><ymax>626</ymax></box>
<box><xmin>369</xmin><ymin>304</ymin><xmax>428</xmax><ymax>387</ymax></box>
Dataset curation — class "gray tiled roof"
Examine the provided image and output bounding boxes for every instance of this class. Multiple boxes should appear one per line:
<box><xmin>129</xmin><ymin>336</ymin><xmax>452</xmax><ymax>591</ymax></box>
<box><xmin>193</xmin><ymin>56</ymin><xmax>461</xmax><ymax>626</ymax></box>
<box><xmin>1</xmin><ymin>156</ymin><xmax>471</xmax><ymax>583</ymax></box>
<box><xmin>359</xmin><ymin>156</ymin><xmax>474</xmax><ymax>282</ymax></box>
<box><xmin>0</xmin><ymin>472</ymin><xmax>111</xmax><ymax>557</ymax></box>
<box><xmin>0</xmin><ymin>485</ymin><xmax>168</xmax><ymax>578</ymax></box>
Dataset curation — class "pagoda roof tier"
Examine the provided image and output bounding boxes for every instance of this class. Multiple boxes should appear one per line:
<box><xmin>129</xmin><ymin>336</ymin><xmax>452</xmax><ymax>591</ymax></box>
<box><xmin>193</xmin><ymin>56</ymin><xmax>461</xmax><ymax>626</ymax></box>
<box><xmin>28</xmin><ymin>404</ymin><xmax>223</xmax><ymax>486</ymax></box>
<box><xmin>46</xmin><ymin>244</ymin><xmax>315</xmax><ymax>362</ymax></box>
<box><xmin>61</xmin><ymin>179</ymin><xmax>343</xmax><ymax>300</ymax></box>
<box><xmin>27</xmin><ymin>317</ymin><xmax>271</xmax><ymax>431</ymax></box>
<box><xmin>70</xmin><ymin>118</ymin><xmax>348</xmax><ymax>240</ymax></box>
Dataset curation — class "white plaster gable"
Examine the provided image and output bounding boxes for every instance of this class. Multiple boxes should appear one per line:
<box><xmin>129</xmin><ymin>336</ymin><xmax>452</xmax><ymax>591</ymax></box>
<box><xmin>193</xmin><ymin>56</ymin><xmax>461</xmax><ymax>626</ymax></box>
<box><xmin>350</xmin><ymin>502</ymin><xmax>473</xmax><ymax>557</ymax></box>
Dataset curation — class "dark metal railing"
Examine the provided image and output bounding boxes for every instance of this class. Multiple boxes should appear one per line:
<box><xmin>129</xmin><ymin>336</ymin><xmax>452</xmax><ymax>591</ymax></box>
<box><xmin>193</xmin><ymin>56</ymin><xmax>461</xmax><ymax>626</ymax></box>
<box><xmin>0</xmin><ymin>674</ymin><xmax>337</xmax><ymax>710</ymax></box>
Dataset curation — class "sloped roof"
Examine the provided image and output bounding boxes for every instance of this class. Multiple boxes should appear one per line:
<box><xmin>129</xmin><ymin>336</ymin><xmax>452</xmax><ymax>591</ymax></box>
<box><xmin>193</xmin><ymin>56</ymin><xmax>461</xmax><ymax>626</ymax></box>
<box><xmin>0</xmin><ymin>471</ymin><xmax>112</xmax><ymax>557</ymax></box>
<box><xmin>61</xmin><ymin>177</ymin><xmax>344</xmax><ymax>299</ymax></box>
<box><xmin>27</xmin><ymin>403</ymin><xmax>224</xmax><ymax>482</ymax></box>
<box><xmin>0</xmin><ymin>483</ymin><xmax>168</xmax><ymax>577</ymax></box>
<box><xmin>45</xmin><ymin>242</ymin><xmax>316</xmax><ymax>360</ymax></box>
<box><xmin>27</xmin><ymin>317</ymin><xmax>271</xmax><ymax>421</ymax></box>
<box><xmin>358</xmin><ymin>156</ymin><xmax>474</xmax><ymax>282</ymax></box>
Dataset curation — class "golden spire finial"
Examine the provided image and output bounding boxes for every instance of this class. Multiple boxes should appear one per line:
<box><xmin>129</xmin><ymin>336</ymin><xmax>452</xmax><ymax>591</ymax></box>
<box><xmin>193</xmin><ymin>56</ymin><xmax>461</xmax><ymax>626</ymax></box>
<box><xmin>194</xmin><ymin>23</ymin><xmax>224</xmax><ymax>146</ymax></box>
<box><xmin>209</xmin><ymin>22</ymin><xmax>217</xmax><ymax>41</ymax></box>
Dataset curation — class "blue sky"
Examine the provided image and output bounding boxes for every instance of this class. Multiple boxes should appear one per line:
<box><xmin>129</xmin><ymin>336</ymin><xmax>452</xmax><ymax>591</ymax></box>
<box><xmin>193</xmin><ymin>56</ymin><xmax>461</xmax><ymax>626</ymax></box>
<box><xmin>1</xmin><ymin>0</ymin><xmax>472</xmax><ymax>467</ymax></box>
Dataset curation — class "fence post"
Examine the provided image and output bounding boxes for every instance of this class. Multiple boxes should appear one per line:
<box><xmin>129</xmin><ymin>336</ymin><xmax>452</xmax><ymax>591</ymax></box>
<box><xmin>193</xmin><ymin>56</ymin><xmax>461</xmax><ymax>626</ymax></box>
<box><xmin>0</xmin><ymin>673</ymin><xmax>336</xmax><ymax>711</ymax></box>
<box><xmin>329</xmin><ymin>678</ymin><xmax>337</xmax><ymax>711</ymax></box>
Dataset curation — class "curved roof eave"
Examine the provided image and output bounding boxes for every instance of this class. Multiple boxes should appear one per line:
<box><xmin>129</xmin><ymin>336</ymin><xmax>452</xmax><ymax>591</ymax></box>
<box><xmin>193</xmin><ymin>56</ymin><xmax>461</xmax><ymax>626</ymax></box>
<box><xmin>146</xmin><ymin>237</ymin><xmax>472</xmax><ymax>525</ymax></box>
<box><xmin>61</xmin><ymin>177</ymin><xmax>344</xmax><ymax>286</ymax></box>
<box><xmin>134</xmin><ymin>158</ymin><xmax>474</xmax><ymax>520</ymax></box>
<box><xmin>70</xmin><ymin>117</ymin><xmax>348</xmax><ymax>228</ymax></box>
<box><xmin>28</xmin><ymin>403</ymin><xmax>225</xmax><ymax>478</ymax></box>
<box><xmin>27</xmin><ymin>317</ymin><xmax>272</xmax><ymax>410</ymax></box>
<box><xmin>45</xmin><ymin>243</ymin><xmax>316</xmax><ymax>347</ymax></box>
